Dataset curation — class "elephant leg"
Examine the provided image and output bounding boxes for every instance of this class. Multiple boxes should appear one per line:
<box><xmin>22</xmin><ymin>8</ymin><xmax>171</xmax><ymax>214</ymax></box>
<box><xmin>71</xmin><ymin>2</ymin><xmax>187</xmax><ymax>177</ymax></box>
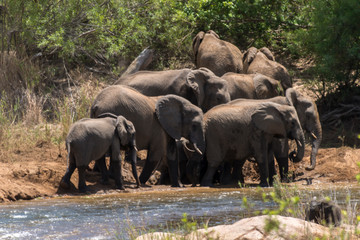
<box><xmin>77</xmin><ymin>166</ymin><xmax>88</xmax><ymax>193</ymax></box>
<box><xmin>97</xmin><ymin>155</ymin><xmax>110</xmax><ymax>185</ymax></box>
<box><xmin>232</xmin><ymin>160</ymin><xmax>245</xmax><ymax>186</ymax></box>
<box><xmin>139</xmin><ymin>146</ymin><xmax>165</xmax><ymax>185</ymax></box>
<box><xmin>167</xmin><ymin>139</ymin><xmax>183</xmax><ymax>187</ymax></box>
<box><xmin>60</xmin><ymin>152</ymin><xmax>76</xmax><ymax>189</ymax></box>
<box><xmin>201</xmin><ymin>146</ymin><xmax>223</xmax><ymax>187</ymax></box>
<box><xmin>129</xmin><ymin>147</ymin><xmax>140</xmax><ymax>188</ymax></box>
<box><xmin>159</xmin><ymin>165</ymin><xmax>171</xmax><ymax>185</ymax></box>
<box><xmin>257</xmin><ymin>138</ymin><xmax>270</xmax><ymax>187</ymax></box>
<box><xmin>60</xmin><ymin>162</ymin><xmax>76</xmax><ymax>189</ymax></box>
<box><xmin>276</xmin><ymin>157</ymin><xmax>289</xmax><ymax>182</ymax></box>
<box><xmin>111</xmin><ymin>160</ymin><xmax>125</xmax><ymax>190</ymax></box>
<box><xmin>273</xmin><ymin>138</ymin><xmax>290</xmax><ymax>182</ymax></box>
<box><xmin>221</xmin><ymin>161</ymin><xmax>232</xmax><ymax>185</ymax></box>
<box><xmin>178</xmin><ymin>147</ymin><xmax>189</xmax><ymax>184</ymax></box>
<box><xmin>110</xmin><ymin>142</ymin><xmax>125</xmax><ymax>190</ymax></box>
<box><xmin>201</xmin><ymin>166</ymin><xmax>218</xmax><ymax>187</ymax></box>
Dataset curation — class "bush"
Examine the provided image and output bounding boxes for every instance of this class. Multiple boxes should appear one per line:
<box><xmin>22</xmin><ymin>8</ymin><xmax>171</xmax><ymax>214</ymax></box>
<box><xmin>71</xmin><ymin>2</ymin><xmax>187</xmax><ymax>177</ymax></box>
<box><xmin>1</xmin><ymin>0</ymin><xmax>312</xmax><ymax>71</ymax></box>
<box><xmin>303</xmin><ymin>0</ymin><xmax>360</xmax><ymax>93</ymax></box>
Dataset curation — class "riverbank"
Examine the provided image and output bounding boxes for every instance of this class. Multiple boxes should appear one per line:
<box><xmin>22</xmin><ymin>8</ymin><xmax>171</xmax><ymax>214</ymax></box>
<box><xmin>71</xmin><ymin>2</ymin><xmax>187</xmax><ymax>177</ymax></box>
<box><xmin>0</xmin><ymin>139</ymin><xmax>359</xmax><ymax>202</ymax></box>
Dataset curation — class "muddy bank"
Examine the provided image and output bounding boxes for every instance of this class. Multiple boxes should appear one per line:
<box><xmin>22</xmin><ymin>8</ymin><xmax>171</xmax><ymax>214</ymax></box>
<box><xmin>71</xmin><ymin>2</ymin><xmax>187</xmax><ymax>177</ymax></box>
<box><xmin>0</xmin><ymin>140</ymin><xmax>359</xmax><ymax>202</ymax></box>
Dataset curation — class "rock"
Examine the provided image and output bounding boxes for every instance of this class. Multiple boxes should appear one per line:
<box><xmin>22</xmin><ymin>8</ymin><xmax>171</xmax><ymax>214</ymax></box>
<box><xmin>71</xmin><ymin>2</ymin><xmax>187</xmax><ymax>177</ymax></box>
<box><xmin>137</xmin><ymin>215</ymin><xmax>344</xmax><ymax>240</ymax></box>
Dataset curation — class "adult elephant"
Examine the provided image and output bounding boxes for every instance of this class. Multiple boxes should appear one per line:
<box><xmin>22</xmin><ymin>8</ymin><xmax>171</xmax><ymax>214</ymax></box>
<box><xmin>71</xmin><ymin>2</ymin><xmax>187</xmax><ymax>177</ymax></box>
<box><xmin>90</xmin><ymin>85</ymin><xmax>205</xmax><ymax>187</ymax></box>
<box><xmin>115</xmin><ymin>67</ymin><xmax>230</xmax><ymax>112</ymax></box>
<box><xmin>243</xmin><ymin>47</ymin><xmax>292</xmax><ymax>91</ymax></box>
<box><xmin>201</xmin><ymin>101</ymin><xmax>304</xmax><ymax>187</ymax></box>
<box><xmin>60</xmin><ymin>114</ymin><xmax>138</xmax><ymax>192</ymax></box>
<box><xmin>229</xmin><ymin>88</ymin><xmax>322</xmax><ymax>181</ymax></box>
<box><xmin>221</xmin><ymin>72</ymin><xmax>282</xmax><ymax>100</ymax></box>
<box><xmin>192</xmin><ymin>30</ymin><xmax>244</xmax><ymax>77</ymax></box>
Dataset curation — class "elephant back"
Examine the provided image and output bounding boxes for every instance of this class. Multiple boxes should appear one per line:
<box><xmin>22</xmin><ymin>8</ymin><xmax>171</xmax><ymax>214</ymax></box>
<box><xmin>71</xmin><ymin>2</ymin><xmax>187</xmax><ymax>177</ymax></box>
<box><xmin>194</xmin><ymin>30</ymin><xmax>244</xmax><ymax>77</ymax></box>
<box><xmin>91</xmin><ymin>85</ymin><xmax>164</xmax><ymax>149</ymax></box>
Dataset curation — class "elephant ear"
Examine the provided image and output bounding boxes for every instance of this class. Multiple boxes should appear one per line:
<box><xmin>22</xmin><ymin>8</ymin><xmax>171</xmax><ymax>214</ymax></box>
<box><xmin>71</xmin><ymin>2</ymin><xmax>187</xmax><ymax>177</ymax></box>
<box><xmin>260</xmin><ymin>47</ymin><xmax>275</xmax><ymax>61</ymax></box>
<box><xmin>186</xmin><ymin>68</ymin><xmax>207</xmax><ymax>107</ymax></box>
<box><xmin>244</xmin><ymin>47</ymin><xmax>258</xmax><ymax>66</ymax></box>
<box><xmin>252</xmin><ymin>103</ymin><xmax>287</xmax><ymax>138</ymax></box>
<box><xmin>253</xmin><ymin>74</ymin><xmax>272</xmax><ymax>99</ymax></box>
<box><xmin>207</xmin><ymin>30</ymin><xmax>220</xmax><ymax>39</ymax></box>
<box><xmin>115</xmin><ymin>116</ymin><xmax>136</xmax><ymax>146</ymax></box>
<box><xmin>155</xmin><ymin>95</ymin><xmax>183</xmax><ymax>140</ymax></box>
<box><xmin>192</xmin><ymin>31</ymin><xmax>205</xmax><ymax>64</ymax></box>
<box><xmin>285</xmin><ymin>88</ymin><xmax>299</xmax><ymax>107</ymax></box>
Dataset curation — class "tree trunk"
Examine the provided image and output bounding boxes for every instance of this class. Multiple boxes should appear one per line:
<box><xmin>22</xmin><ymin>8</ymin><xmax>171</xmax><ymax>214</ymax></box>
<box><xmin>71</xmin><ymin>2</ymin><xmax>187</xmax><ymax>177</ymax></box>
<box><xmin>121</xmin><ymin>47</ymin><xmax>154</xmax><ymax>77</ymax></box>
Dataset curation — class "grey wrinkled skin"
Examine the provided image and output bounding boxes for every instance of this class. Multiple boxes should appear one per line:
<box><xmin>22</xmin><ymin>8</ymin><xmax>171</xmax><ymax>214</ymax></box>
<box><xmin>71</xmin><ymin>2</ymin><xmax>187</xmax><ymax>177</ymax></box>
<box><xmin>115</xmin><ymin>67</ymin><xmax>230</xmax><ymax>113</ymax></box>
<box><xmin>228</xmin><ymin>87</ymin><xmax>321</xmax><ymax>182</ymax></box>
<box><xmin>201</xmin><ymin>101</ymin><xmax>304</xmax><ymax>187</ymax></box>
<box><xmin>193</xmin><ymin>30</ymin><xmax>244</xmax><ymax>77</ymax></box>
<box><xmin>90</xmin><ymin>85</ymin><xmax>205</xmax><ymax>187</ymax></box>
<box><xmin>221</xmin><ymin>72</ymin><xmax>283</xmax><ymax>100</ymax></box>
<box><xmin>60</xmin><ymin>115</ymin><xmax>137</xmax><ymax>192</ymax></box>
<box><xmin>243</xmin><ymin>47</ymin><xmax>292</xmax><ymax>91</ymax></box>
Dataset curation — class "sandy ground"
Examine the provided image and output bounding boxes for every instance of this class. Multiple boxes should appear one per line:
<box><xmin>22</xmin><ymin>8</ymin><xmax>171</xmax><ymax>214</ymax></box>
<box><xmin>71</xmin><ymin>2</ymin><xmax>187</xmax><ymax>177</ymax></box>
<box><xmin>0</xmin><ymin>139</ymin><xmax>359</xmax><ymax>203</ymax></box>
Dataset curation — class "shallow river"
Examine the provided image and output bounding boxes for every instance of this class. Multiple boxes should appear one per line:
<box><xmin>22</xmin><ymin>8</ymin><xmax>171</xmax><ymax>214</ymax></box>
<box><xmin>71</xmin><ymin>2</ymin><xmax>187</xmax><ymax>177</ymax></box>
<box><xmin>1</xmin><ymin>184</ymin><xmax>360</xmax><ymax>239</ymax></box>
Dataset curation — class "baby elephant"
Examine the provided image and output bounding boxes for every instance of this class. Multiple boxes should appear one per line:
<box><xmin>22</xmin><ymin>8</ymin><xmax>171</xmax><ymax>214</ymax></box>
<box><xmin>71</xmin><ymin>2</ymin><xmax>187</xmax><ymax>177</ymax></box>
<box><xmin>305</xmin><ymin>199</ymin><xmax>342</xmax><ymax>227</ymax></box>
<box><xmin>60</xmin><ymin>113</ymin><xmax>139</xmax><ymax>193</ymax></box>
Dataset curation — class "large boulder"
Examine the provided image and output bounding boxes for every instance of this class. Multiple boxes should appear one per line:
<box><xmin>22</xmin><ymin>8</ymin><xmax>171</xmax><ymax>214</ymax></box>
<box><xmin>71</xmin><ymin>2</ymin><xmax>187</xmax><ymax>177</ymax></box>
<box><xmin>137</xmin><ymin>215</ymin><xmax>344</xmax><ymax>240</ymax></box>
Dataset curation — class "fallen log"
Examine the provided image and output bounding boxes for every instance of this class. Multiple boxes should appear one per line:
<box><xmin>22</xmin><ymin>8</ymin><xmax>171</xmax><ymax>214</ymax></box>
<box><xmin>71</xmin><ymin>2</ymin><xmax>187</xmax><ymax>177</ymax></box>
<box><xmin>321</xmin><ymin>104</ymin><xmax>360</xmax><ymax>127</ymax></box>
<box><xmin>121</xmin><ymin>47</ymin><xmax>154</xmax><ymax>77</ymax></box>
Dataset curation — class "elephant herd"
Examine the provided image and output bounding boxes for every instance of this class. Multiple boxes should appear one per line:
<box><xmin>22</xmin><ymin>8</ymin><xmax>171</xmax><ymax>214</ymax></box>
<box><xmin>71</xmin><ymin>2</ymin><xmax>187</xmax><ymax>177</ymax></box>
<box><xmin>60</xmin><ymin>30</ymin><xmax>322</xmax><ymax>193</ymax></box>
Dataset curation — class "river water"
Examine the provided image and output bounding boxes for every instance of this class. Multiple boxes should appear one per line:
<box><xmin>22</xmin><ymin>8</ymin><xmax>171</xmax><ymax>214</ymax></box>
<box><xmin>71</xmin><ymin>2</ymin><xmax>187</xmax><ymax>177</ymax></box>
<box><xmin>1</xmin><ymin>184</ymin><xmax>360</xmax><ymax>239</ymax></box>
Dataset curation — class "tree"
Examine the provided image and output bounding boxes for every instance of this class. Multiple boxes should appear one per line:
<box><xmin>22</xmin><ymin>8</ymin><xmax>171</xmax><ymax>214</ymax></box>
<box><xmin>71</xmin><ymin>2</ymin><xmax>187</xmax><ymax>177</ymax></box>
<box><xmin>306</xmin><ymin>0</ymin><xmax>360</xmax><ymax>90</ymax></box>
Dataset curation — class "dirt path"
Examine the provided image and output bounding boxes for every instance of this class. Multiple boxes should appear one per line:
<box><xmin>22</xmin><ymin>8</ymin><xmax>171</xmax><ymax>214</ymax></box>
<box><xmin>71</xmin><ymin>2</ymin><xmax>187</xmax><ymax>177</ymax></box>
<box><xmin>0</xmin><ymin>141</ymin><xmax>359</xmax><ymax>203</ymax></box>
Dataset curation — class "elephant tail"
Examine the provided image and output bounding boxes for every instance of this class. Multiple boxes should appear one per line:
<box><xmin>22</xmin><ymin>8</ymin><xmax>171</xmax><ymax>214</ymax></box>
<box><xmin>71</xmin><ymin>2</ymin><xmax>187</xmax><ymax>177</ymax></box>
<box><xmin>66</xmin><ymin>141</ymin><xmax>71</xmax><ymax>169</ymax></box>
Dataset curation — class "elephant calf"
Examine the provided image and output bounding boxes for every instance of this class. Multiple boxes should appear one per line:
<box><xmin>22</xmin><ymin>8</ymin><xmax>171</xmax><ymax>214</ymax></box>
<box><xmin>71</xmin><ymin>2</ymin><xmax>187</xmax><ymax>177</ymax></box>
<box><xmin>305</xmin><ymin>198</ymin><xmax>342</xmax><ymax>227</ymax></box>
<box><xmin>60</xmin><ymin>114</ymin><xmax>139</xmax><ymax>193</ymax></box>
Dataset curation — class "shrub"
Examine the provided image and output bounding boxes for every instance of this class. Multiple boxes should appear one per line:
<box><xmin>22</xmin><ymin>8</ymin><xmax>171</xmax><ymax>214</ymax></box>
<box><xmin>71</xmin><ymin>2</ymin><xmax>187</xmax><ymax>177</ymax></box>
<box><xmin>303</xmin><ymin>0</ymin><xmax>360</xmax><ymax>96</ymax></box>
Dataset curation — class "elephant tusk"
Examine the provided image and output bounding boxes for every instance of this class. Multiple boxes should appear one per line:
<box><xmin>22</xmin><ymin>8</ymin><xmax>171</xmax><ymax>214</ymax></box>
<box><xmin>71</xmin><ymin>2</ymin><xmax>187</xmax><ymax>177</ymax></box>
<box><xmin>310</xmin><ymin>132</ymin><xmax>317</xmax><ymax>140</ymax></box>
<box><xmin>183</xmin><ymin>143</ymin><xmax>195</xmax><ymax>153</ymax></box>
<box><xmin>193</xmin><ymin>143</ymin><xmax>203</xmax><ymax>155</ymax></box>
<box><xmin>296</xmin><ymin>139</ymin><xmax>302</xmax><ymax>148</ymax></box>
<box><xmin>180</xmin><ymin>137</ymin><xmax>195</xmax><ymax>153</ymax></box>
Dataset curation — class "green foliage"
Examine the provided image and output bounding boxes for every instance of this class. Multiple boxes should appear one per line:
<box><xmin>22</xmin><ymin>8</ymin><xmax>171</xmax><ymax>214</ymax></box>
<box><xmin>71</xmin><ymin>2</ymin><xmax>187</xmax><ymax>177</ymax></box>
<box><xmin>180</xmin><ymin>213</ymin><xmax>198</xmax><ymax>234</ymax></box>
<box><xmin>1</xmin><ymin>0</ymin><xmax>359</xmax><ymax>128</ymax></box>
<box><xmin>184</xmin><ymin>0</ymin><xmax>311</xmax><ymax>51</ymax></box>
<box><xmin>304</xmin><ymin>0</ymin><xmax>360</xmax><ymax>89</ymax></box>
<box><xmin>264</xmin><ymin>216</ymin><xmax>280</xmax><ymax>234</ymax></box>
<box><xmin>2</xmin><ymin>0</ymin><xmax>195</xmax><ymax>69</ymax></box>
<box><xmin>260</xmin><ymin>180</ymin><xmax>302</xmax><ymax>217</ymax></box>
<box><xmin>2</xmin><ymin>0</ymin><xmax>313</xmax><ymax>70</ymax></box>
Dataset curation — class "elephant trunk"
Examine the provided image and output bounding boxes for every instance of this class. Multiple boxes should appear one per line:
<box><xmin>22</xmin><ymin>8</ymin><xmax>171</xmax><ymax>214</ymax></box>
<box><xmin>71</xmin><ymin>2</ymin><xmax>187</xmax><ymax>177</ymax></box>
<box><xmin>180</xmin><ymin>137</ymin><xmax>203</xmax><ymax>155</ymax></box>
<box><xmin>182</xmin><ymin>136</ymin><xmax>205</xmax><ymax>186</ymax></box>
<box><xmin>306</xmin><ymin>126</ymin><xmax>322</xmax><ymax>171</ymax></box>
<box><xmin>290</xmin><ymin>130</ymin><xmax>305</xmax><ymax>164</ymax></box>
<box><xmin>130</xmin><ymin>138</ymin><xmax>140</xmax><ymax>187</ymax></box>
